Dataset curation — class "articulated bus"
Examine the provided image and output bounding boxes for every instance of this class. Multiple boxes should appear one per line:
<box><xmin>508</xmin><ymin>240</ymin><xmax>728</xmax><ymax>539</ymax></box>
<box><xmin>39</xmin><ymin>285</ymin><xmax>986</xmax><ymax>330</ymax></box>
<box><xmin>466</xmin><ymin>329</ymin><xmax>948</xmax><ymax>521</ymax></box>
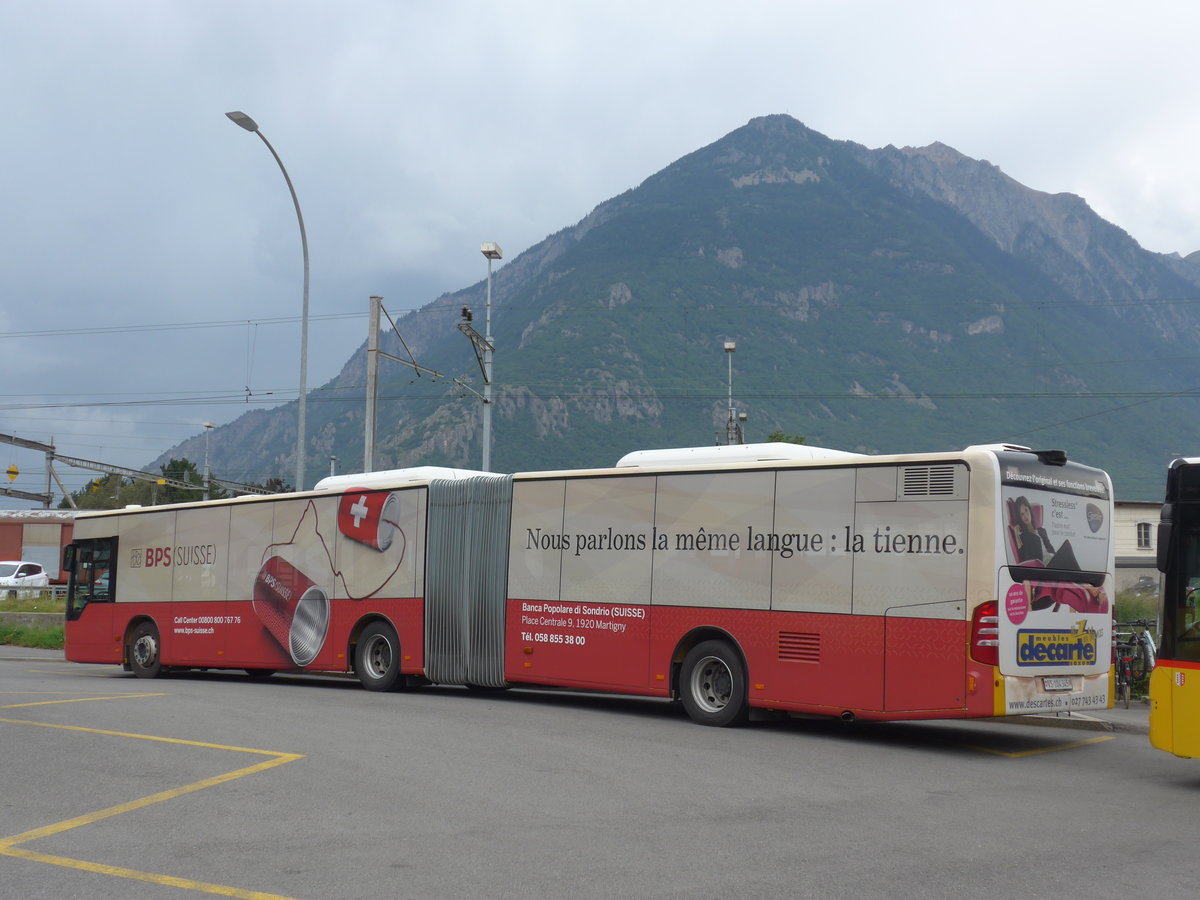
<box><xmin>64</xmin><ymin>442</ymin><xmax>1114</xmax><ymax>726</ymax></box>
<box><xmin>1150</xmin><ymin>457</ymin><xmax>1200</xmax><ymax>756</ymax></box>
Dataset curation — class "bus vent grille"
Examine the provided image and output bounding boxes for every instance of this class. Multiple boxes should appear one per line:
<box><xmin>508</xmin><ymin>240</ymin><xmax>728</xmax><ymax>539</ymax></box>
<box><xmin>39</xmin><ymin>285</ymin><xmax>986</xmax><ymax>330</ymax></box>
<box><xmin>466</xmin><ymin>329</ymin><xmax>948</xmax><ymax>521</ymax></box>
<box><xmin>901</xmin><ymin>465</ymin><xmax>959</xmax><ymax>497</ymax></box>
<box><xmin>778</xmin><ymin>631</ymin><xmax>820</xmax><ymax>663</ymax></box>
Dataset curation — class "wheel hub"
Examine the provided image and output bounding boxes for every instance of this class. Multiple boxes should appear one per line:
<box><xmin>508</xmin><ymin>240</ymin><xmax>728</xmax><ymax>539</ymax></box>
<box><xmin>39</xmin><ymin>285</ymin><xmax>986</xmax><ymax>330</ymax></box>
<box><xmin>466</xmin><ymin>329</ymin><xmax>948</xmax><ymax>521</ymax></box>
<box><xmin>132</xmin><ymin>635</ymin><xmax>157</xmax><ymax>667</ymax></box>
<box><xmin>692</xmin><ymin>656</ymin><xmax>732</xmax><ymax>713</ymax></box>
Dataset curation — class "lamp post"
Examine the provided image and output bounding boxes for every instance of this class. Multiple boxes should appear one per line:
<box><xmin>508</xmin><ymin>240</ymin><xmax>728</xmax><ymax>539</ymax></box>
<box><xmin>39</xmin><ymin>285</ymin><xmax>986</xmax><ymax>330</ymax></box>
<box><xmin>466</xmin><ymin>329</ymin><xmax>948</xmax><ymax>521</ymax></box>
<box><xmin>724</xmin><ymin>341</ymin><xmax>736</xmax><ymax>417</ymax></box>
<box><xmin>723</xmin><ymin>341</ymin><xmax>744</xmax><ymax>445</ymax></box>
<box><xmin>480</xmin><ymin>242</ymin><xmax>503</xmax><ymax>471</ymax></box>
<box><xmin>226</xmin><ymin>111</ymin><xmax>310</xmax><ymax>491</ymax></box>
<box><xmin>202</xmin><ymin>422</ymin><xmax>214</xmax><ymax>501</ymax></box>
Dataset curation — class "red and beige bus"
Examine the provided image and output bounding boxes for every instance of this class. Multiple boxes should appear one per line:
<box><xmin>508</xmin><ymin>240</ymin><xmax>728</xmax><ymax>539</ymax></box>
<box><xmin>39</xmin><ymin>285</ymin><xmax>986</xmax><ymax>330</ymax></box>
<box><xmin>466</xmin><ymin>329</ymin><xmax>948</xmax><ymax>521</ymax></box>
<box><xmin>64</xmin><ymin>442</ymin><xmax>1114</xmax><ymax>726</ymax></box>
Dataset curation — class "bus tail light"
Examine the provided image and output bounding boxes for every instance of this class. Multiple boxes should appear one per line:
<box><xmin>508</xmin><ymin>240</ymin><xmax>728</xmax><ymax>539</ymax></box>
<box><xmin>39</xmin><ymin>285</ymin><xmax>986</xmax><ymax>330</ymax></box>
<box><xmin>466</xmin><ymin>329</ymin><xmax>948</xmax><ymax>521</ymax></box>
<box><xmin>971</xmin><ymin>600</ymin><xmax>999</xmax><ymax>666</ymax></box>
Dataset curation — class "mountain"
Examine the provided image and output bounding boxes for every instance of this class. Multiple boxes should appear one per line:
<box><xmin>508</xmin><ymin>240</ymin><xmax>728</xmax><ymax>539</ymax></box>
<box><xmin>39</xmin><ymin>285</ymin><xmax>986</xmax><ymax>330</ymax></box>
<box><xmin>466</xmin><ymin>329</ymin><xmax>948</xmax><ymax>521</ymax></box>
<box><xmin>160</xmin><ymin>115</ymin><xmax>1200</xmax><ymax>500</ymax></box>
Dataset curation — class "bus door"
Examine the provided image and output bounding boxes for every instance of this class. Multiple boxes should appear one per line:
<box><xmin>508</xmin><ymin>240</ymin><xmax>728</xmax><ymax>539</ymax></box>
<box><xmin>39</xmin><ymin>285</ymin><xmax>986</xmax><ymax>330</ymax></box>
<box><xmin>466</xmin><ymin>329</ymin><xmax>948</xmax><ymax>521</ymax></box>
<box><xmin>63</xmin><ymin>537</ymin><xmax>117</xmax><ymax>664</ymax></box>
<box><xmin>883</xmin><ymin>603</ymin><xmax>968</xmax><ymax>711</ymax></box>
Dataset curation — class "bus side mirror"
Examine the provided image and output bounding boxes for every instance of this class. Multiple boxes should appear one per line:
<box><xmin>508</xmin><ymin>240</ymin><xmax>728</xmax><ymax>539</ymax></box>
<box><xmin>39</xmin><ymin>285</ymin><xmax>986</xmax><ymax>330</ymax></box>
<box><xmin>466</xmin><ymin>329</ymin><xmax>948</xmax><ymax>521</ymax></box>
<box><xmin>1157</xmin><ymin>521</ymin><xmax>1172</xmax><ymax>574</ymax></box>
<box><xmin>62</xmin><ymin>544</ymin><xmax>75</xmax><ymax>572</ymax></box>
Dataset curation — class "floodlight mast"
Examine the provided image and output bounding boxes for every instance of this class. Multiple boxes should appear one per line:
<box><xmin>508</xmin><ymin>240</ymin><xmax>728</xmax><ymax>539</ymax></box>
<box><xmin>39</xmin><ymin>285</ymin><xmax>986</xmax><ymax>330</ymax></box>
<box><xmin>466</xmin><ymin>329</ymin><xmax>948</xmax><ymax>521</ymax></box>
<box><xmin>721</xmin><ymin>340</ymin><xmax>745</xmax><ymax>445</ymax></box>
<box><xmin>480</xmin><ymin>242</ymin><xmax>502</xmax><ymax>471</ymax></box>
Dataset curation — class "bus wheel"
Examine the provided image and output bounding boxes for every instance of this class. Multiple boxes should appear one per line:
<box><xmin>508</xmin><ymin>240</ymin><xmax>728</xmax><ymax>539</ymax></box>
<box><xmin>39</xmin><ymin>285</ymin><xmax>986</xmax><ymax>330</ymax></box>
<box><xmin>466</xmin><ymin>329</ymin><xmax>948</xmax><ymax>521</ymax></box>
<box><xmin>128</xmin><ymin>622</ymin><xmax>162</xmax><ymax>679</ymax></box>
<box><xmin>356</xmin><ymin>622</ymin><xmax>403</xmax><ymax>692</ymax></box>
<box><xmin>680</xmin><ymin>639</ymin><xmax>748</xmax><ymax>727</ymax></box>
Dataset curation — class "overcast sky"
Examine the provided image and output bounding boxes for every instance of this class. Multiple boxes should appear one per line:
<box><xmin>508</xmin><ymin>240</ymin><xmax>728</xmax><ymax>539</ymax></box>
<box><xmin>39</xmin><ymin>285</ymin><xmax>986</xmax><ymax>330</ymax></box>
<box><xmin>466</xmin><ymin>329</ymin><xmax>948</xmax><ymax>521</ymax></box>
<box><xmin>2</xmin><ymin>0</ymin><xmax>1198</xmax><ymax>506</ymax></box>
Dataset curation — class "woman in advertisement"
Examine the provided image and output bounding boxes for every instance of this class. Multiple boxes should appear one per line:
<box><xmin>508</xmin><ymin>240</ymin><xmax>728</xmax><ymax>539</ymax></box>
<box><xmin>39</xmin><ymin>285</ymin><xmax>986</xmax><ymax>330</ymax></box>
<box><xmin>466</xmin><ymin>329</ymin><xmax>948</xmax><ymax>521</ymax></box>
<box><xmin>1012</xmin><ymin>495</ymin><xmax>1081</xmax><ymax>570</ymax></box>
<box><xmin>1009</xmin><ymin>494</ymin><xmax>1106</xmax><ymax>613</ymax></box>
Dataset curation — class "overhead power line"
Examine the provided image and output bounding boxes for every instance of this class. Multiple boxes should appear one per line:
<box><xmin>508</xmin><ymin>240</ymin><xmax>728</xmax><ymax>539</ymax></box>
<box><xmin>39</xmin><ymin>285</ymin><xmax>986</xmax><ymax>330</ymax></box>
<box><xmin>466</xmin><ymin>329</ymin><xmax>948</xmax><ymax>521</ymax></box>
<box><xmin>0</xmin><ymin>312</ymin><xmax>362</xmax><ymax>340</ymax></box>
<box><xmin>4</xmin><ymin>383</ymin><xmax>1200</xmax><ymax>415</ymax></box>
<box><xmin>5</xmin><ymin>292</ymin><xmax>1200</xmax><ymax>342</ymax></box>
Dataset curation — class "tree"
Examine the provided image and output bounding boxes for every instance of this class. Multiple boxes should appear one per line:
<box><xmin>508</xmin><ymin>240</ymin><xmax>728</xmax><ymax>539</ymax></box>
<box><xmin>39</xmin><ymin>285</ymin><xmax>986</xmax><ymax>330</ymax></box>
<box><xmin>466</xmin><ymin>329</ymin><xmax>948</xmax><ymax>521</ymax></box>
<box><xmin>242</xmin><ymin>476</ymin><xmax>292</xmax><ymax>494</ymax></box>
<box><xmin>156</xmin><ymin>458</ymin><xmax>205</xmax><ymax>505</ymax></box>
<box><xmin>61</xmin><ymin>474</ymin><xmax>129</xmax><ymax>510</ymax></box>
<box><xmin>766</xmin><ymin>429</ymin><xmax>806</xmax><ymax>445</ymax></box>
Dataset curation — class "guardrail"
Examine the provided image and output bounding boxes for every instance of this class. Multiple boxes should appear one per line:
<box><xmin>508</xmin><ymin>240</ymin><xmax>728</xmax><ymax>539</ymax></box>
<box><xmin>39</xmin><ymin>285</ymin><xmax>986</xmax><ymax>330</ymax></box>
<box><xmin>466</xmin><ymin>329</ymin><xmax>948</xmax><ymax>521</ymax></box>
<box><xmin>0</xmin><ymin>585</ymin><xmax>67</xmax><ymax>602</ymax></box>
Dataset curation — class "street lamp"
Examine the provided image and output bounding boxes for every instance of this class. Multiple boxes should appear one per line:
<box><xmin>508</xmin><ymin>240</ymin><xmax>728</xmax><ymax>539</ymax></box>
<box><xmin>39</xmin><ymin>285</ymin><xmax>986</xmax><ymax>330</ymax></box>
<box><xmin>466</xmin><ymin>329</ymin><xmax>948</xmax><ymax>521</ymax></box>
<box><xmin>481</xmin><ymin>242</ymin><xmax>503</xmax><ymax>471</ymax></box>
<box><xmin>226</xmin><ymin>110</ymin><xmax>310</xmax><ymax>491</ymax></box>
<box><xmin>724</xmin><ymin>341</ymin><xmax>736</xmax><ymax>417</ymax></box>
<box><xmin>722</xmin><ymin>341</ymin><xmax>744</xmax><ymax>445</ymax></box>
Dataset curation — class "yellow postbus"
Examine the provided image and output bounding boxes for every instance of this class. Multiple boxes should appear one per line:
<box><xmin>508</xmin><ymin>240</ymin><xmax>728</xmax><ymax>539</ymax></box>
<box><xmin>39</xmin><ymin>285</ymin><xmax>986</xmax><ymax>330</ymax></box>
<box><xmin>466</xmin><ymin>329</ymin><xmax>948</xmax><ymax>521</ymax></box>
<box><xmin>1149</xmin><ymin>457</ymin><xmax>1200</xmax><ymax>757</ymax></box>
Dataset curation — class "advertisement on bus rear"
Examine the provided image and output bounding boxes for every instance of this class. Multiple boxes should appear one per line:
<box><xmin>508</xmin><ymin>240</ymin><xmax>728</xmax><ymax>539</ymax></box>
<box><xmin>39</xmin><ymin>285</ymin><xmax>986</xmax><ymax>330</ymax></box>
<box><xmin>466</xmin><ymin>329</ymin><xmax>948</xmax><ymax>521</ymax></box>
<box><xmin>998</xmin><ymin>453</ymin><xmax>1109</xmax><ymax>573</ymax></box>
<box><xmin>995</xmin><ymin>454</ymin><xmax>1113</xmax><ymax>708</ymax></box>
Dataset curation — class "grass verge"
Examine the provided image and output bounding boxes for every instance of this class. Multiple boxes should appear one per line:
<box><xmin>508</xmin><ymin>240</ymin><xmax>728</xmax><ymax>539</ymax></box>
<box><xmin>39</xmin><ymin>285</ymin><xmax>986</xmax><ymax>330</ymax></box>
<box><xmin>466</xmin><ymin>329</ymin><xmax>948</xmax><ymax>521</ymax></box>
<box><xmin>0</xmin><ymin>622</ymin><xmax>64</xmax><ymax>650</ymax></box>
<box><xmin>1114</xmin><ymin>591</ymin><xmax>1158</xmax><ymax>625</ymax></box>
<box><xmin>0</xmin><ymin>591</ymin><xmax>66</xmax><ymax>614</ymax></box>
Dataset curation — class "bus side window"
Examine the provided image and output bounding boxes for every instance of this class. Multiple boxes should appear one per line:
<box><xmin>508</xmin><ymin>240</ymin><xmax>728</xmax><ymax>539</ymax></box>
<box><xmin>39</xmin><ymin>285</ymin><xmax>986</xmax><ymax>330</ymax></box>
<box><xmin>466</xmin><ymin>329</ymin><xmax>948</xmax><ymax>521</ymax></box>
<box><xmin>1175</xmin><ymin>566</ymin><xmax>1200</xmax><ymax>662</ymax></box>
<box><xmin>1183</xmin><ymin>578</ymin><xmax>1199</xmax><ymax>633</ymax></box>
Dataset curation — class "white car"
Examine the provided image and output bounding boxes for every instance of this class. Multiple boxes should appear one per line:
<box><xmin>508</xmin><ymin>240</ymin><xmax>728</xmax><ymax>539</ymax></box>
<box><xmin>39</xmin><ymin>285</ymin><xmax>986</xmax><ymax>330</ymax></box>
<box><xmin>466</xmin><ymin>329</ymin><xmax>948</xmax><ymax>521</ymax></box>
<box><xmin>0</xmin><ymin>561</ymin><xmax>51</xmax><ymax>595</ymax></box>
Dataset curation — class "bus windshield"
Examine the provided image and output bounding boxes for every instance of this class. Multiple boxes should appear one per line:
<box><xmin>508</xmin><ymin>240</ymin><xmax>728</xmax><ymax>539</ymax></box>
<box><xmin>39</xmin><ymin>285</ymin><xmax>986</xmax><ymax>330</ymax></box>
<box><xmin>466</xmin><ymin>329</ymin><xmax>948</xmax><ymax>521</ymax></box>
<box><xmin>1158</xmin><ymin>463</ymin><xmax>1200</xmax><ymax>663</ymax></box>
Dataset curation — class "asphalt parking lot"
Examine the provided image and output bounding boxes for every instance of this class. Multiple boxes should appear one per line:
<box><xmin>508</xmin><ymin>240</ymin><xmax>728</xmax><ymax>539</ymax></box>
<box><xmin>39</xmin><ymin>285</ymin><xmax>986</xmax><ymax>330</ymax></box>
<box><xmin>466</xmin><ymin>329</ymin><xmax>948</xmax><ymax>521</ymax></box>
<box><xmin>1</xmin><ymin>648</ymin><xmax>1179</xmax><ymax>900</ymax></box>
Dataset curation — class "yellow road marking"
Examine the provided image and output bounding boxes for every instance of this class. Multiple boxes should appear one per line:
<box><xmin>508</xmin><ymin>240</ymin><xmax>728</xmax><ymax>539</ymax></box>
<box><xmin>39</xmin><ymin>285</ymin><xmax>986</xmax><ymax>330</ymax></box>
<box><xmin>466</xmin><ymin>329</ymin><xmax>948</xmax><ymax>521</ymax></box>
<box><xmin>1</xmin><ymin>667</ymin><xmax>131</xmax><ymax>677</ymax></box>
<box><xmin>0</xmin><ymin>690</ymin><xmax>130</xmax><ymax>696</ymax></box>
<box><xmin>2</xmin><ymin>846</ymin><xmax>299</xmax><ymax>900</ymax></box>
<box><xmin>965</xmin><ymin>734</ymin><xmax>1116</xmax><ymax>757</ymax></box>
<box><xmin>0</xmin><ymin>715</ymin><xmax>294</xmax><ymax>756</ymax></box>
<box><xmin>1</xmin><ymin>705</ymin><xmax>304</xmax><ymax>899</ymax></box>
<box><xmin>1</xmin><ymin>693</ymin><xmax>166</xmax><ymax>709</ymax></box>
<box><xmin>0</xmin><ymin>736</ymin><xmax>299</xmax><ymax>845</ymax></box>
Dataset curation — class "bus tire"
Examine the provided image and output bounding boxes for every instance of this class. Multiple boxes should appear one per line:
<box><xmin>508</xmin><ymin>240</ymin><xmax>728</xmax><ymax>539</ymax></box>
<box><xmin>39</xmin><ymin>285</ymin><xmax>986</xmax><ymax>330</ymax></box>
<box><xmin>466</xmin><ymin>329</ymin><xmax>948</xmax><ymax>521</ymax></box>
<box><xmin>680</xmin><ymin>639</ymin><xmax>748</xmax><ymax>727</ymax></box>
<box><xmin>128</xmin><ymin>622</ymin><xmax>162</xmax><ymax>679</ymax></box>
<box><xmin>356</xmin><ymin>622</ymin><xmax>403</xmax><ymax>692</ymax></box>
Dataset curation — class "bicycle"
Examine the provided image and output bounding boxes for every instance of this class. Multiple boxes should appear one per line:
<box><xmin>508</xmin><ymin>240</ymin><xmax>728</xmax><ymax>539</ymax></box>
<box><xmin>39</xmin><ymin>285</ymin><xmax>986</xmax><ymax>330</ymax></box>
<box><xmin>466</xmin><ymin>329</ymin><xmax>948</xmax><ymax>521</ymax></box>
<box><xmin>1113</xmin><ymin>619</ymin><xmax>1157</xmax><ymax>708</ymax></box>
<box><xmin>1113</xmin><ymin>633</ymin><xmax>1135</xmax><ymax>709</ymax></box>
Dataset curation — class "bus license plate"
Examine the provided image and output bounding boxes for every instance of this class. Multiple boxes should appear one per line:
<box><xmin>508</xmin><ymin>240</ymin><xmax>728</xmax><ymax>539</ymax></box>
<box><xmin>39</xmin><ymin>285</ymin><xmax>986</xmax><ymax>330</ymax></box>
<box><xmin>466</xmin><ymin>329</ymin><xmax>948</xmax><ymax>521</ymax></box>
<box><xmin>1043</xmin><ymin>677</ymin><xmax>1072</xmax><ymax>692</ymax></box>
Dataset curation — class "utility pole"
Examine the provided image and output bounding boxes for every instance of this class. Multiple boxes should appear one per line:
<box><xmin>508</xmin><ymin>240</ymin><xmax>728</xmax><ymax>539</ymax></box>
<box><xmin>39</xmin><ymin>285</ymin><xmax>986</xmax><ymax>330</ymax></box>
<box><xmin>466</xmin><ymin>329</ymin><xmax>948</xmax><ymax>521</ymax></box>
<box><xmin>365</xmin><ymin>296</ymin><xmax>381</xmax><ymax>472</ymax></box>
<box><xmin>202</xmin><ymin>422</ymin><xmax>214</xmax><ymax>501</ymax></box>
<box><xmin>363</xmin><ymin>296</ymin><xmax>445</xmax><ymax>473</ymax></box>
